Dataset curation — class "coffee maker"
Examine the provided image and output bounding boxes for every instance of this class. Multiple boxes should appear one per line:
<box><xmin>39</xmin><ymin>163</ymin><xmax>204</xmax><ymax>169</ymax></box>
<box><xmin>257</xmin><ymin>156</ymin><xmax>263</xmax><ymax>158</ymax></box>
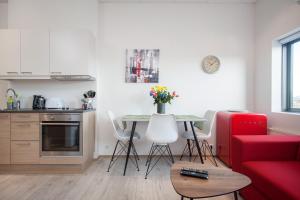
<box><xmin>32</xmin><ymin>95</ymin><xmax>46</xmax><ymax>109</ymax></box>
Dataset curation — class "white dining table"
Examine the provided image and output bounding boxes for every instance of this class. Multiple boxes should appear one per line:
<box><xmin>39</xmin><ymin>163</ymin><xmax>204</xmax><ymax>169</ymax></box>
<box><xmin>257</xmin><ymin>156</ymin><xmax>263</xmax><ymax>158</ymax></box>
<box><xmin>121</xmin><ymin>114</ymin><xmax>207</xmax><ymax>176</ymax></box>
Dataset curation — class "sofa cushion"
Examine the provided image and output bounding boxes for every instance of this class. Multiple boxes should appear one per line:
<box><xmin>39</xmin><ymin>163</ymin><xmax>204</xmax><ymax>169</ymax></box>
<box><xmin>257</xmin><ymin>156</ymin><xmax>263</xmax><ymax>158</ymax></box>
<box><xmin>240</xmin><ymin>185</ymin><xmax>267</xmax><ymax>200</ymax></box>
<box><xmin>243</xmin><ymin>161</ymin><xmax>300</xmax><ymax>200</ymax></box>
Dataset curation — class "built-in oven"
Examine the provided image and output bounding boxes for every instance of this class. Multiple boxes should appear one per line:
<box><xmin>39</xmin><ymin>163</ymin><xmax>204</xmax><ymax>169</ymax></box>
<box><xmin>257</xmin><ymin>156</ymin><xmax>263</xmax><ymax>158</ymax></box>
<box><xmin>40</xmin><ymin>113</ymin><xmax>83</xmax><ymax>156</ymax></box>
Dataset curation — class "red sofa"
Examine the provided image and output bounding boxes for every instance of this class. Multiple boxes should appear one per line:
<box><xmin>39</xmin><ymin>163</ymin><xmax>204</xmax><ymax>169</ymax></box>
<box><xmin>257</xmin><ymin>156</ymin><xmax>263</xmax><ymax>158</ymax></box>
<box><xmin>216</xmin><ymin>112</ymin><xmax>267</xmax><ymax>167</ymax></box>
<box><xmin>232</xmin><ymin>135</ymin><xmax>300</xmax><ymax>200</ymax></box>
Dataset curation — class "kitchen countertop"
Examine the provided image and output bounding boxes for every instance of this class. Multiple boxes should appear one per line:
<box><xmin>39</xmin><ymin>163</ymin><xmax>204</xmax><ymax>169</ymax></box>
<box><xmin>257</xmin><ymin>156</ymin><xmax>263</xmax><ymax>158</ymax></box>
<box><xmin>0</xmin><ymin>108</ymin><xmax>96</xmax><ymax>113</ymax></box>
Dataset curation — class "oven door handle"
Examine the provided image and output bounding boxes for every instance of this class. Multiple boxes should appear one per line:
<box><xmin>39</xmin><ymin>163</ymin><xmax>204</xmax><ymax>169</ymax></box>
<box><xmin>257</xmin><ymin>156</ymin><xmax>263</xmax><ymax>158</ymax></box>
<box><xmin>40</xmin><ymin>122</ymin><xmax>80</xmax><ymax>126</ymax></box>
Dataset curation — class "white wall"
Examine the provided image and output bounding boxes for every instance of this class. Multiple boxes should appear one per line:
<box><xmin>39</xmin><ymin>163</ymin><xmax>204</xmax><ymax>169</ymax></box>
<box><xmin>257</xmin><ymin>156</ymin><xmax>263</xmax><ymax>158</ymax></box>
<box><xmin>254</xmin><ymin>0</ymin><xmax>300</xmax><ymax>134</ymax></box>
<box><xmin>8</xmin><ymin>0</ymin><xmax>98</xmax><ymax>35</ymax></box>
<box><xmin>0</xmin><ymin>2</ymin><xmax>8</xmax><ymax>108</ymax></box>
<box><xmin>0</xmin><ymin>2</ymin><xmax>8</xmax><ymax>28</ymax></box>
<box><xmin>97</xmin><ymin>2</ymin><xmax>255</xmax><ymax>155</ymax></box>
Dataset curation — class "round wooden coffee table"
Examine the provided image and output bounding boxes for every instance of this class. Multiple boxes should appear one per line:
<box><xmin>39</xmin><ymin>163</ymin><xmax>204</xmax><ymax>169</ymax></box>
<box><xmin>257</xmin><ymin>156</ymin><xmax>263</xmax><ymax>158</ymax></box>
<box><xmin>170</xmin><ymin>162</ymin><xmax>251</xmax><ymax>200</ymax></box>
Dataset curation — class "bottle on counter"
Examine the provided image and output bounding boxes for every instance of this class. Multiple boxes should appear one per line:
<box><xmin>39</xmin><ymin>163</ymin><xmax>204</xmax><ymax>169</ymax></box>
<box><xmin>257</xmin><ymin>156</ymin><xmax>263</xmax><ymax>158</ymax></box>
<box><xmin>7</xmin><ymin>96</ymin><xmax>14</xmax><ymax>110</ymax></box>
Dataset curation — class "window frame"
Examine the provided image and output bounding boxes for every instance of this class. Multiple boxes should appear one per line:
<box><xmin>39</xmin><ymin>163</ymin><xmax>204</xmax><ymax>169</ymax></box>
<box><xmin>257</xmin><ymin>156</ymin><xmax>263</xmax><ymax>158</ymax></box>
<box><xmin>283</xmin><ymin>38</ymin><xmax>300</xmax><ymax>113</ymax></box>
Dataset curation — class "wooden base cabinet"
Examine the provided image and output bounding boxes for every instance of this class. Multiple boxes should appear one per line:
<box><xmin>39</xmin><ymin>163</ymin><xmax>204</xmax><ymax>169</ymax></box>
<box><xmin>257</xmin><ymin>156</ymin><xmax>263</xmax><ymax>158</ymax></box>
<box><xmin>0</xmin><ymin>113</ymin><xmax>10</xmax><ymax>164</ymax></box>
<box><xmin>11</xmin><ymin>141</ymin><xmax>39</xmax><ymax>164</ymax></box>
<box><xmin>0</xmin><ymin>111</ymin><xmax>95</xmax><ymax>173</ymax></box>
<box><xmin>11</xmin><ymin>122</ymin><xmax>39</xmax><ymax>141</ymax></box>
<box><xmin>0</xmin><ymin>139</ymin><xmax>10</xmax><ymax>164</ymax></box>
<box><xmin>0</xmin><ymin>114</ymin><xmax>10</xmax><ymax>136</ymax></box>
<box><xmin>10</xmin><ymin>113</ymin><xmax>40</xmax><ymax>164</ymax></box>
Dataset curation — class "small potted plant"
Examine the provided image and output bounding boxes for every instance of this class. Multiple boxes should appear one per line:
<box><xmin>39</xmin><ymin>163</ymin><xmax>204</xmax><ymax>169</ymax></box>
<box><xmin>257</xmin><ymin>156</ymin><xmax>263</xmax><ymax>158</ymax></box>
<box><xmin>150</xmin><ymin>85</ymin><xmax>179</xmax><ymax>114</ymax></box>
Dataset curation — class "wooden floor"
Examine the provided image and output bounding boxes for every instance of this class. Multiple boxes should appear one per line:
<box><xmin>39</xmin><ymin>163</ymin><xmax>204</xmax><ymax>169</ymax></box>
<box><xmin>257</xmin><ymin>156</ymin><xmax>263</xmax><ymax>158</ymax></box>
<box><xmin>0</xmin><ymin>157</ymin><xmax>240</xmax><ymax>200</ymax></box>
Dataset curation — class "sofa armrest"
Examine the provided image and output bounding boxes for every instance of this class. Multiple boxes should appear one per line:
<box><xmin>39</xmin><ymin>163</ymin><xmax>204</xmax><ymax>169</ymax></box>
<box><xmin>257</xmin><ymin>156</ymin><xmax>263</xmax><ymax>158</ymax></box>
<box><xmin>232</xmin><ymin>135</ymin><xmax>300</xmax><ymax>172</ymax></box>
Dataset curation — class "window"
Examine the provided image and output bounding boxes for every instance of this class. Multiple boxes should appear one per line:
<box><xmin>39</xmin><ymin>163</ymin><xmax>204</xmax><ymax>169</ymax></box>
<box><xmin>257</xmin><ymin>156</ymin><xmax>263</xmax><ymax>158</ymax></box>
<box><xmin>283</xmin><ymin>38</ymin><xmax>300</xmax><ymax>112</ymax></box>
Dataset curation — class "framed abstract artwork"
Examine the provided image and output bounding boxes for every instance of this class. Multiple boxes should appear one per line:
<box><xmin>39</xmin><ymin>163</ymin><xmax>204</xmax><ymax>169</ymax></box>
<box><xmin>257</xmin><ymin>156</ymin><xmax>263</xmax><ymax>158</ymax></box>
<box><xmin>125</xmin><ymin>49</ymin><xmax>159</xmax><ymax>83</ymax></box>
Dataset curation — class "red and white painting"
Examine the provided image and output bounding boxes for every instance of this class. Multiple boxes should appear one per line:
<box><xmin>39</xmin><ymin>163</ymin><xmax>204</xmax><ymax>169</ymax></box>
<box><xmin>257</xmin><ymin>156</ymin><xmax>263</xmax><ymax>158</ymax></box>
<box><xmin>125</xmin><ymin>49</ymin><xmax>159</xmax><ymax>83</ymax></box>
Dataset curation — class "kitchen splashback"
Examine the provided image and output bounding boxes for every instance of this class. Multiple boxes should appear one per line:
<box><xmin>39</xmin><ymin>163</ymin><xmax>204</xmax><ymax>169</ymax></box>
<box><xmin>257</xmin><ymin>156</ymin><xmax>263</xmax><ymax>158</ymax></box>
<box><xmin>8</xmin><ymin>80</ymin><xmax>96</xmax><ymax>109</ymax></box>
<box><xmin>0</xmin><ymin>80</ymin><xmax>10</xmax><ymax>108</ymax></box>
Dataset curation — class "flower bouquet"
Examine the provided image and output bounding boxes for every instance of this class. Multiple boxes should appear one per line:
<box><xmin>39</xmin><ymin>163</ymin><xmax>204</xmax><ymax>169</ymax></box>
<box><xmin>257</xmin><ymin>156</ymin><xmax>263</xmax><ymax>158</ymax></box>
<box><xmin>150</xmin><ymin>85</ymin><xmax>179</xmax><ymax>114</ymax></box>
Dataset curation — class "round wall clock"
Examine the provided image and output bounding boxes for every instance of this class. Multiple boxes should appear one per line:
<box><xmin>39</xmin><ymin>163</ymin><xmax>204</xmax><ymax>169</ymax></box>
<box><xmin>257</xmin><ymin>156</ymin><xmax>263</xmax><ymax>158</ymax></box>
<box><xmin>201</xmin><ymin>55</ymin><xmax>221</xmax><ymax>74</ymax></box>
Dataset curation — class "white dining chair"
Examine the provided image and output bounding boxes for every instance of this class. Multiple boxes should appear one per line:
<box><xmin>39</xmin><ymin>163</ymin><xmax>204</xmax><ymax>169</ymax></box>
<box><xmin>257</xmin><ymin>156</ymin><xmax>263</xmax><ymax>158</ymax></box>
<box><xmin>145</xmin><ymin>113</ymin><xmax>179</xmax><ymax>179</ymax></box>
<box><xmin>107</xmin><ymin>110</ymin><xmax>141</xmax><ymax>172</ymax></box>
<box><xmin>180</xmin><ymin>110</ymin><xmax>218</xmax><ymax>166</ymax></box>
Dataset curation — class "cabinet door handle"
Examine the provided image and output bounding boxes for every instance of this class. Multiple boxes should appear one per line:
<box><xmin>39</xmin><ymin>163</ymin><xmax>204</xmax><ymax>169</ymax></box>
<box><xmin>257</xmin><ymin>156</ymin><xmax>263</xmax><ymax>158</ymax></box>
<box><xmin>17</xmin><ymin>114</ymin><xmax>31</xmax><ymax>118</ymax></box>
<box><xmin>51</xmin><ymin>72</ymin><xmax>62</xmax><ymax>75</ymax></box>
<box><xmin>6</xmin><ymin>72</ymin><xmax>18</xmax><ymax>75</ymax></box>
<box><xmin>16</xmin><ymin>142</ymin><xmax>31</xmax><ymax>146</ymax></box>
<box><xmin>40</xmin><ymin>122</ymin><xmax>79</xmax><ymax>126</ymax></box>
<box><xmin>16</xmin><ymin>123</ymin><xmax>31</xmax><ymax>127</ymax></box>
<box><xmin>21</xmin><ymin>72</ymin><xmax>33</xmax><ymax>75</ymax></box>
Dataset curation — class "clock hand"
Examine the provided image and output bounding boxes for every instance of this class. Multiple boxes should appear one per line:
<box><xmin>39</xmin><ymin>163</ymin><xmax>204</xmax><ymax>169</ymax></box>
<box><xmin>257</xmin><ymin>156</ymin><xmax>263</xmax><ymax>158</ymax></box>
<box><xmin>210</xmin><ymin>61</ymin><xmax>217</xmax><ymax>66</ymax></box>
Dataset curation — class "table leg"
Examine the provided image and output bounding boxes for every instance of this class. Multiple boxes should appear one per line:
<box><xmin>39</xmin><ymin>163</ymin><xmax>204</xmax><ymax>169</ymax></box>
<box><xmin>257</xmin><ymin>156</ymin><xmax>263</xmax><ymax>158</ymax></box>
<box><xmin>189</xmin><ymin>121</ymin><xmax>204</xmax><ymax>164</ymax></box>
<box><xmin>123</xmin><ymin>121</ymin><xmax>137</xmax><ymax>176</ymax></box>
<box><xmin>184</xmin><ymin>121</ymin><xmax>188</xmax><ymax>131</ymax></box>
<box><xmin>234</xmin><ymin>191</ymin><xmax>238</xmax><ymax>200</ymax></box>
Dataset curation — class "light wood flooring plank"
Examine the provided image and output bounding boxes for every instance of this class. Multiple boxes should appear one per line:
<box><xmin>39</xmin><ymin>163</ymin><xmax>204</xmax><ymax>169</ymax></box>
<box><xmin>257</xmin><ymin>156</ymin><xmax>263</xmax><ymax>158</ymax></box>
<box><xmin>0</xmin><ymin>157</ymin><xmax>240</xmax><ymax>200</ymax></box>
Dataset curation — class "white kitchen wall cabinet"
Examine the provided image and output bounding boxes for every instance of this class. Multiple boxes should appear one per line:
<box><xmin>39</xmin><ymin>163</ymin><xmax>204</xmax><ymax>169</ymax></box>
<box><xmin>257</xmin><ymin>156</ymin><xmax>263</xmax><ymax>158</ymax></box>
<box><xmin>21</xmin><ymin>30</ymin><xmax>49</xmax><ymax>76</ymax></box>
<box><xmin>0</xmin><ymin>30</ymin><xmax>20</xmax><ymax>76</ymax></box>
<box><xmin>0</xmin><ymin>29</ymin><xmax>96</xmax><ymax>80</ymax></box>
<box><xmin>50</xmin><ymin>30</ymin><xmax>96</xmax><ymax>76</ymax></box>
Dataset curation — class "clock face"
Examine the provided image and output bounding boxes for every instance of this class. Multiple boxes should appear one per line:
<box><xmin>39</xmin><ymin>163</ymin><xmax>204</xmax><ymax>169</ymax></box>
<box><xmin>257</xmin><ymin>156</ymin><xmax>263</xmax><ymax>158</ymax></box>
<box><xmin>202</xmin><ymin>55</ymin><xmax>221</xmax><ymax>74</ymax></box>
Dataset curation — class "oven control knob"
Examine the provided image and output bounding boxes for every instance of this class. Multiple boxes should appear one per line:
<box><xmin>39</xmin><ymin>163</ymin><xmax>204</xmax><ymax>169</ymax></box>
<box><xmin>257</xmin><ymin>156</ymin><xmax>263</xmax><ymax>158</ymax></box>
<box><xmin>50</xmin><ymin>116</ymin><xmax>55</xmax><ymax>120</ymax></box>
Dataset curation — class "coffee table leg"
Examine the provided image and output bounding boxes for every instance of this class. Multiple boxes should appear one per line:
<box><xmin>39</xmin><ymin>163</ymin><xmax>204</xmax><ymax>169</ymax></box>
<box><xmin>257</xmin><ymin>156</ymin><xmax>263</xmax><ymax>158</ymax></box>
<box><xmin>181</xmin><ymin>196</ymin><xmax>184</xmax><ymax>200</ymax></box>
<box><xmin>234</xmin><ymin>191</ymin><xmax>238</xmax><ymax>200</ymax></box>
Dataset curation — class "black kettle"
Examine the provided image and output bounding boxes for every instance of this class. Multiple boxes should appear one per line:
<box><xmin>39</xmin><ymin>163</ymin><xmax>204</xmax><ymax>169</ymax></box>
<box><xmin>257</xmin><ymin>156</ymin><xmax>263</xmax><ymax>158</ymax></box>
<box><xmin>33</xmin><ymin>95</ymin><xmax>46</xmax><ymax>109</ymax></box>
